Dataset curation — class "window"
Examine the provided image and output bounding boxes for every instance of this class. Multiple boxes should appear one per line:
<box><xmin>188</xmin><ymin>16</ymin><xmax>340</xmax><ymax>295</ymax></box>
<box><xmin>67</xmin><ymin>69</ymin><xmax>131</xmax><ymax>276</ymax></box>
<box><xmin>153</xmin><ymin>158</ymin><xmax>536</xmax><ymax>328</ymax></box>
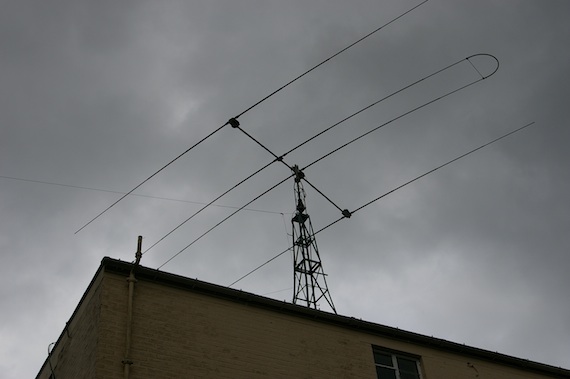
<box><xmin>373</xmin><ymin>347</ymin><xmax>422</xmax><ymax>379</ymax></box>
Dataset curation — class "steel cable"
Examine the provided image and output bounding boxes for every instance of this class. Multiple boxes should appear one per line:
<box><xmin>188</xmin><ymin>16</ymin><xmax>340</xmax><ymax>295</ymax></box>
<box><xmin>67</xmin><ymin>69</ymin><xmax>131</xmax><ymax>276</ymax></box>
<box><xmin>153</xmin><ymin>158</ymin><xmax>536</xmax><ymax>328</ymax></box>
<box><xmin>147</xmin><ymin>54</ymin><xmax>490</xmax><ymax>256</ymax></box>
<box><xmin>157</xmin><ymin>174</ymin><xmax>294</xmax><ymax>269</ymax></box>
<box><xmin>235</xmin><ymin>0</ymin><xmax>429</xmax><ymax>119</ymax></box>
<box><xmin>75</xmin><ymin>0</ymin><xmax>428</xmax><ymax>234</ymax></box>
<box><xmin>228</xmin><ymin>121</ymin><xmax>536</xmax><ymax>287</ymax></box>
<box><xmin>157</xmin><ymin>54</ymin><xmax>498</xmax><ymax>268</ymax></box>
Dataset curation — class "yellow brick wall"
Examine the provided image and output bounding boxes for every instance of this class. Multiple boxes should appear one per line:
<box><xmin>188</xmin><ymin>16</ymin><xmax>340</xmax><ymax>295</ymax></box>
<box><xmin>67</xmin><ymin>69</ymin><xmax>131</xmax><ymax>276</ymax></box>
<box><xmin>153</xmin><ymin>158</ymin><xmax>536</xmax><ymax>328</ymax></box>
<box><xmin>36</xmin><ymin>271</ymin><xmax>103</xmax><ymax>379</ymax></box>
<box><xmin>367</xmin><ymin>336</ymin><xmax>559</xmax><ymax>379</ymax></box>
<box><xmin>96</xmin><ymin>271</ymin><xmax>129</xmax><ymax>379</ymax></box>
<box><xmin>127</xmin><ymin>279</ymin><xmax>375</xmax><ymax>378</ymax></box>
<box><xmin>37</xmin><ymin>267</ymin><xmax>566</xmax><ymax>379</ymax></box>
<box><xmin>112</xmin><ymin>273</ymin><xmax>559</xmax><ymax>379</ymax></box>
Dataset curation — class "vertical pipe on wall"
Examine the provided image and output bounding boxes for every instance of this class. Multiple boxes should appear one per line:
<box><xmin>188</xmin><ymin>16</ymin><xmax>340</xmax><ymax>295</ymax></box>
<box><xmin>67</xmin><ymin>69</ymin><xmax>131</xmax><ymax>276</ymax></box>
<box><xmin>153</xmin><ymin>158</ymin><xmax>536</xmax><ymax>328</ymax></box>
<box><xmin>123</xmin><ymin>236</ymin><xmax>142</xmax><ymax>379</ymax></box>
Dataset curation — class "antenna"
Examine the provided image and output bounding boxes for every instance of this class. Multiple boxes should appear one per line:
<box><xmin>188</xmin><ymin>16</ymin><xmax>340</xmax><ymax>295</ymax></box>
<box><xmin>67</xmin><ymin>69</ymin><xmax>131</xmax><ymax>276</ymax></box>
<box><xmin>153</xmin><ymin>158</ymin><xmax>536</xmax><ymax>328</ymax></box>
<box><xmin>228</xmin><ymin>121</ymin><xmax>537</xmax><ymax>290</ymax></box>
<box><xmin>153</xmin><ymin>53</ymin><xmax>499</xmax><ymax>265</ymax></box>
<box><xmin>74</xmin><ymin>0</ymin><xmax>428</xmax><ymax>235</ymax></box>
<box><xmin>160</xmin><ymin>53</ymin><xmax>501</xmax><ymax>313</ymax></box>
<box><xmin>290</xmin><ymin>165</ymin><xmax>336</xmax><ymax>313</ymax></box>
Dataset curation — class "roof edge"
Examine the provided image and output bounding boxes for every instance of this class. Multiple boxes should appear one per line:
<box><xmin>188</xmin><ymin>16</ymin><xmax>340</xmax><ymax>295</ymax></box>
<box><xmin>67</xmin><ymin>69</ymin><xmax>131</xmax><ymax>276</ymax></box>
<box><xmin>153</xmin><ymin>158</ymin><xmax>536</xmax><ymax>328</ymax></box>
<box><xmin>101</xmin><ymin>257</ymin><xmax>569</xmax><ymax>377</ymax></box>
<box><xmin>40</xmin><ymin>256</ymin><xmax>569</xmax><ymax>378</ymax></box>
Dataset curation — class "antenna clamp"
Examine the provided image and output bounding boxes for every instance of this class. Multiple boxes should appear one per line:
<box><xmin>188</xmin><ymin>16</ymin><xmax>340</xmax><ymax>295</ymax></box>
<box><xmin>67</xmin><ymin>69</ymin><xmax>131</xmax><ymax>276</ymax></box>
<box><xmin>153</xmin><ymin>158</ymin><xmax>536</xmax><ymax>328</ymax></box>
<box><xmin>228</xmin><ymin>117</ymin><xmax>240</xmax><ymax>128</ymax></box>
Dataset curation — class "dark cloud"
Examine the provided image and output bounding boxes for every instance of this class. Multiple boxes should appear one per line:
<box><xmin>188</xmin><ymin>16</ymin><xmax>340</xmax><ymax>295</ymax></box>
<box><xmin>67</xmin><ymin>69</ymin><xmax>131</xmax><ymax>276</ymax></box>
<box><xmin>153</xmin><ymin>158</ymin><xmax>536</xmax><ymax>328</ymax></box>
<box><xmin>2</xmin><ymin>1</ymin><xmax>569</xmax><ymax>377</ymax></box>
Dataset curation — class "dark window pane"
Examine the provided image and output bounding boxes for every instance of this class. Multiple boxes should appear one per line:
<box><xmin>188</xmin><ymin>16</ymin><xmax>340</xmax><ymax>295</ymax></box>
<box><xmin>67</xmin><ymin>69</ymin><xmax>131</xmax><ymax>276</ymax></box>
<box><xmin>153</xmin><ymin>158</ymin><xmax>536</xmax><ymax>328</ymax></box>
<box><xmin>397</xmin><ymin>357</ymin><xmax>419</xmax><ymax>374</ymax></box>
<box><xmin>400</xmin><ymin>373</ymin><xmax>420</xmax><ymax>379</ymax></box>
<box><xmin>376</xmin><ymin>366</ymin><xmax>397</xmax><ymax>379</ymax></box>
<box><xmin>374</xmin><ymin>352</ymin><xmax>393</xmax><ymax>366</ymax></box>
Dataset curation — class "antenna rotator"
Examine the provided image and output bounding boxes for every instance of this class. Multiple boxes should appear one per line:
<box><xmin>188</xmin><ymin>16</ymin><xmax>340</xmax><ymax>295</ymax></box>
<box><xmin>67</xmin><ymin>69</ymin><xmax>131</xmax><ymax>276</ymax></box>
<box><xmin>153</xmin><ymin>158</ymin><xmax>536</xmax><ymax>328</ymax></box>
<box><xmin>292</xmin><ymin>165</ymin><xmax>305</xmax><ymax>182</ymax></box>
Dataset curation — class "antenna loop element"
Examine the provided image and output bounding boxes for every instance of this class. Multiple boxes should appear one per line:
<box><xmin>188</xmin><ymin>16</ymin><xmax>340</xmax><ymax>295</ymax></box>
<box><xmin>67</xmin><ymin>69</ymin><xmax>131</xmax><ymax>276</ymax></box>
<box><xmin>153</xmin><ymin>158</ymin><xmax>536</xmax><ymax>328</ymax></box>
<box><xmin>465</xmin><ymin>53</ymin><xmax>499</xmax><ymax>79</ymax></box>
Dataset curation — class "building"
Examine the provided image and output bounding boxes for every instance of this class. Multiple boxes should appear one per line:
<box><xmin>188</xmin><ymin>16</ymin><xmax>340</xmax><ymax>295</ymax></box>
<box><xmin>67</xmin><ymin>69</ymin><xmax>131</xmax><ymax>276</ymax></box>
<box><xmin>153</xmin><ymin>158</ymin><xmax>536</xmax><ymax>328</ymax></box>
<box><xmin>36</xmin><ymin>257</ymin><xmax>570</xmax><ymax>378</ymax></box>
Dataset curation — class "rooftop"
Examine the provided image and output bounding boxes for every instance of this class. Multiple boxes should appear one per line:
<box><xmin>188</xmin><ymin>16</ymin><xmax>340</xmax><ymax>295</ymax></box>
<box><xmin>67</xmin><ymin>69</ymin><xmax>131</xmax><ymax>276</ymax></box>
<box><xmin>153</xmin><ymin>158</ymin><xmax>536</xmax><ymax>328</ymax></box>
<box><xmin>41</xmin><ymin>256</ymin><xmax>570</xmax><ymax>378</ymax></box>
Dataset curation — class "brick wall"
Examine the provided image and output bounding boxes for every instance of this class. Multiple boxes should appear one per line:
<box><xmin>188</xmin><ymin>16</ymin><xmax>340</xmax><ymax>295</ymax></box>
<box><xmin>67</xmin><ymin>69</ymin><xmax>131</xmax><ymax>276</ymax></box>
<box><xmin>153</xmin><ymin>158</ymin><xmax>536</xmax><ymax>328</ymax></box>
<box><xmin>36</xmin><ymin>271</ymin><xmax>102</xmax><ymax>379</ymax></box>
<box><xmin>96</xmin><ymin>271</ymin><xmax>129</xmax><ymax>379</ymax></box>
<box><xmin>116</xmin><ymin>273</ymin><xmax>560</xmax><ymax>379</ymax></box>
<box><xmin>37</xmin><ymin>262</ymin><xmax>568</xmax><ymax>379</ymax></box>
<box><xmin>126</xmin><ymin>278</ymin><xmax>374</xmax><ymax>378</ymax></box>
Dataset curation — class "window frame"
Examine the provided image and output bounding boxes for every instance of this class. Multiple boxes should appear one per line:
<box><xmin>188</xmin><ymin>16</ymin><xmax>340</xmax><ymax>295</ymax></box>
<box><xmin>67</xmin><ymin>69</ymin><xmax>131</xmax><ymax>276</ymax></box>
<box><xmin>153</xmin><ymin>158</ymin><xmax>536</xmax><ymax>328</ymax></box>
<box><xmin>372</xmin><ymin>346</ymin><xmax>423</xmax><ymax>379</ymax></box>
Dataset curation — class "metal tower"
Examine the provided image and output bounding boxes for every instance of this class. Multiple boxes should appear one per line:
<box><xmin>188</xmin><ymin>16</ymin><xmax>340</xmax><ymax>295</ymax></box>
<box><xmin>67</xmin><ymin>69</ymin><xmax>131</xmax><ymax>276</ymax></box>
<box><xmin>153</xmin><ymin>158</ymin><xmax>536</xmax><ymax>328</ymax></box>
<box><xmin>291</xmin><ymin>165</ymin><xmax>336</xmax><ymax>314</ymax></box>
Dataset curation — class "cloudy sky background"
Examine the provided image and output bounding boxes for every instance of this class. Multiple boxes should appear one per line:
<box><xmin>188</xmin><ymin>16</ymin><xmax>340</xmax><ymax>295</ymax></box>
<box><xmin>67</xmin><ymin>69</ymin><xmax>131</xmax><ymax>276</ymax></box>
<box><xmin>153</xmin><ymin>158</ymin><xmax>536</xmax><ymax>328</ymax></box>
<box><xmin>2</xmin><ymin>1</ymin><xmax>569</xmax><ymax>377</ymax></box>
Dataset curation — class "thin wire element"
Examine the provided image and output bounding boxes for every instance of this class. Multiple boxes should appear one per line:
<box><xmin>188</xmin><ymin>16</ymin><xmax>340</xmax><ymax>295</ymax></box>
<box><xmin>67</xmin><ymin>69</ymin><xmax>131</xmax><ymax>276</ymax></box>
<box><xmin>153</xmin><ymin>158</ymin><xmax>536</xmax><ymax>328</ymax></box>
<box><xmin>157</xmin><ymin>174</ymin><xmax>294</xmax><ymax>269</ymax></box>
<box><xmin>231</xmin><ymin>54</ymin><xmax>476</xmax><ymax>215</ymax></box>
<box><xmin>262</xmin><ymin>287</ymin><xmax>294</xmax><ymax>296</ymax></box>
<box><xmin>158</xmin><ymin>56</ymin><xmax>495</xmax><ymax>269</ymax></box>
<box><xmin>235</xmin><ymin>125</ymin><xmax>345</xmax><ymax>212</ymax></box>
<box><xmin>143</xmin><ymin>160</ymin><xmax>278</xmax><ymax>254</ymax></box>
<box><xmin>74</xmin><ymin>124</ymin><xmax>225</xmax><ymax>234</ymax></box>
<box><xmin>303</xmin><ymin>73</ymin><xmax>487</xmax><ymax>172</ymax></box>
<box><xmin>467</xmin><ymin>58</ymin><xmax>484</xmax><ymax>80</ymax></box>
<box><xmin>75</xmin><ymin>0</ymin><xmax>428</xmax><ymax>235</ymax></box>
<box><xmin>229</xmin><ymin>246</ymin><xmax>293</xmax><ymax>287</ymax></box>
<box><xmin>231</xmin><ymin>56</ymin><xmax>492</xmax><ymax>214</ymax></box>
<box><xmin>146</xmin><ymin>55</ymin><xmax>484</xmax><ymax>256</ymax></box>
<box><xmin>346</xmin><ymin>122</ymin><xmax>536</xmax><ymax>217</ymax></box>
<box><xmin>0</xmin><ymin>175</ymin><xmax>285</xmax><ymax>215</ymax></box>
<box><xmin>229</xmin><ymin>121</ymin><xmax>536</xmax><ymax>287</ymax></box>
<box><xmin>235</xmin><ymin>0</ymin><xmax>429</xmax><ymax>119</ymax></box>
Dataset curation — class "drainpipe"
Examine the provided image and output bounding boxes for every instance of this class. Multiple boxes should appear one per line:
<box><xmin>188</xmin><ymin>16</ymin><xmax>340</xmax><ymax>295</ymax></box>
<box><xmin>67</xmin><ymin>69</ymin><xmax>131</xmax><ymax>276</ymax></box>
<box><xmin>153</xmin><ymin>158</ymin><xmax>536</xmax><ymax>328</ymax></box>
<box><xmin>123</xmin><ymin>236</ymin><xmax>142</xmax><ymax>379</ymax></box>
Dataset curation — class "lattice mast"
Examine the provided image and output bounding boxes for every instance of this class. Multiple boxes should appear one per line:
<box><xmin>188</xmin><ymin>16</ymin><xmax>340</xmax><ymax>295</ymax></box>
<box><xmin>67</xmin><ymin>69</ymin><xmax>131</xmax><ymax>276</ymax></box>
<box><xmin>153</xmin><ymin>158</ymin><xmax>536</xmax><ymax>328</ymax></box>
<box><xmin>291</xmin><ymin>165</ymin><xmax>336</xmax><ymax>314</ymax></box>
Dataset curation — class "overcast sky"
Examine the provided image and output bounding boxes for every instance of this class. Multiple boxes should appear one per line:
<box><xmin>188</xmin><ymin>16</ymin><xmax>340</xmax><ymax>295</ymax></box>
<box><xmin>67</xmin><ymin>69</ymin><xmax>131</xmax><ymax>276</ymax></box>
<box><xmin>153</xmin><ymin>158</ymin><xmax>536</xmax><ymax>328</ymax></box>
<box><xmin>2</xmin><ymin>1</ymin><xmax>570</xmax><ymax>377</ymax></box>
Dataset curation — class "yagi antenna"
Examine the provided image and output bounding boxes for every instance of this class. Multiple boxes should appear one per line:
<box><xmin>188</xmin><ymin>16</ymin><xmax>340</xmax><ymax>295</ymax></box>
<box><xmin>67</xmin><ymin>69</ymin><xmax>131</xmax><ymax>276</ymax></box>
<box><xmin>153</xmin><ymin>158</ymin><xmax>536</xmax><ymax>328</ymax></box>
<box><xmin>228</xmin><ymin>121</ymin><xmax>537</xmax><ymax>289</ymax></box>
<box><xmin>74</xmin><ymin>0</ymin><xmax>428</xmax><ymax>235</ymax></box>
<box><xmin>155</xmin><ymin>53</ymin><xmax>499</xmax><ymax>269</ymax></box>
<box><xmin>145</xmin><ymin>54</ymin><xmax>497</xmax><ymax>257</ymax></box>
<box><xmin>164</xmin><ymin>53</ymin><xmax>501</xmax><ymax>313</ymax></box>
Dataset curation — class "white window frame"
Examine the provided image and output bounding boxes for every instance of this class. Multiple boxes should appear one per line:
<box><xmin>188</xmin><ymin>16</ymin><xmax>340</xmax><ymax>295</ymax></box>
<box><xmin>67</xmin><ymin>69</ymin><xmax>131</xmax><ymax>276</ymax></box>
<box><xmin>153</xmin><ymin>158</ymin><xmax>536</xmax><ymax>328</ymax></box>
<box><xmin>372</xmin><ymin>346</ymin><xmax>423</xmax><ymax>379</ymax></box>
